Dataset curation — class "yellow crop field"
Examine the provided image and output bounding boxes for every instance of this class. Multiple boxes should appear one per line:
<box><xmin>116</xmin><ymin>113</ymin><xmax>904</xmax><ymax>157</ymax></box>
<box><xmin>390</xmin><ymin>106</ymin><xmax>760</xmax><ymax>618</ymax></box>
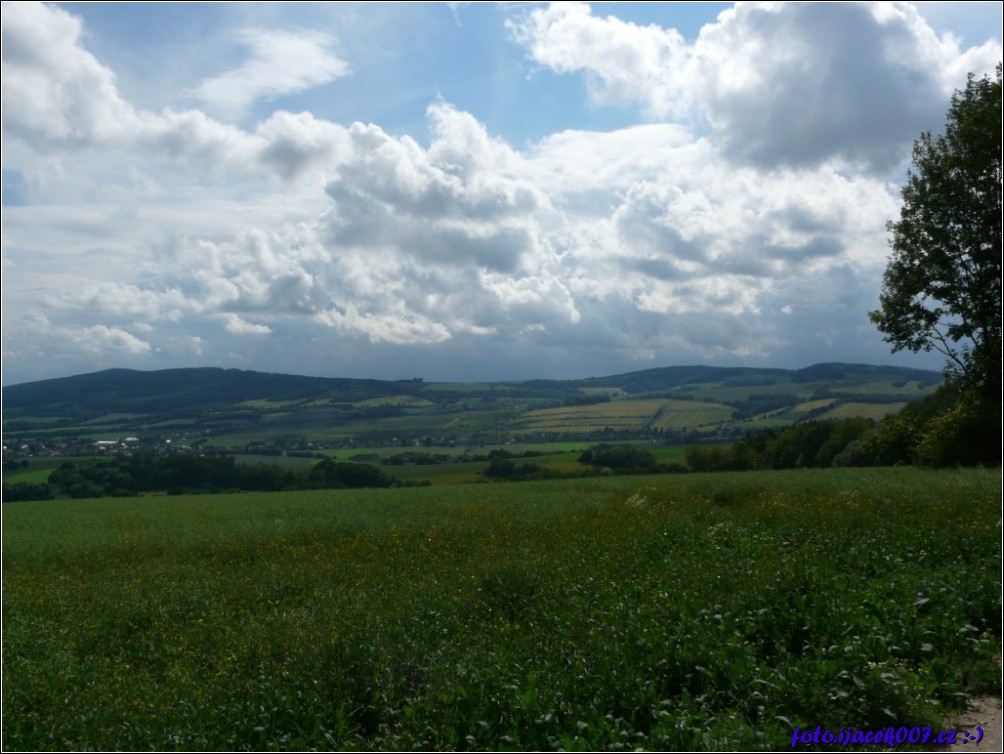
<box><xmin>513</xmin><ymin>399</ymin><xmax>665</xmax><ymax>433</ymax></box>
<box><xmin>816</xmin><ymin>402</ymin><xmax>907</xmax><ymax>420</ymax></box>
<box><xmin>513</xmin><ymin>399</ymin><xmax>732</xmax><ymax>434</ymax></box>
<box><xmin>648</xmin><ymin>400</ymin><xmax>735</xmax><ymax>430</ymax></box>
<box><xmin>791</xmin><ymin>398</ymin><xmax>838</xmax><ymax>414</ymax></box>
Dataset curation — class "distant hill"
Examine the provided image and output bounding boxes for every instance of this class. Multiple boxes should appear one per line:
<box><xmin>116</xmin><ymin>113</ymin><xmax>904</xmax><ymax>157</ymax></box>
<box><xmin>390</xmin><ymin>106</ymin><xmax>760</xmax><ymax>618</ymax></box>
<box><xmin>3</xmin><ymin>367</ymin><xmax>403</xmax><ymax>415</ymax></box>
<box><xmin>2</xmin><ymin>363</ymin><xmax>943</xmax><ymax>447</ymax></box>
<box><xmin>578</xmin><ymin>363</ymin><xmax>941</xmax><ymax>392</ymax></box>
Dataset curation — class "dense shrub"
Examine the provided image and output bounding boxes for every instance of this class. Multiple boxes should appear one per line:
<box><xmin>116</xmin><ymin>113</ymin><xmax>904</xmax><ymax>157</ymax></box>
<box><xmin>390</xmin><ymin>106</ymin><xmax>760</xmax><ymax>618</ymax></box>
<box><xmin>482</xmin><ymin>458</ymin><xmax>552</xmax><ymax>480</ymax></box>
<box><xmin>2</xmin><ymin>482</ymin><xmax>56</xmax><ymax>502</ymax></box>
<box><xmin>914</xmin><ymin>396</ymin><xmax>1002</xmax><ymax>467</ymax></box>
<box><xmin>864</xmin><ymin>385</ymin><xmax>1001</xmax><ymax>467</ymax></box>
<box><xmin>578</xmin><ymin>444</ymin><xmax>657</xmax><ymax>470</ymax></box>
<box><xmin>308</xmin><ymin>459</ymin><xmax>398</xmax><ymax>489</ymax></box>
<box><xmin>21</xmin><ymin>453</ymin><xmax>405</xmax><ymax>501</ymax></box>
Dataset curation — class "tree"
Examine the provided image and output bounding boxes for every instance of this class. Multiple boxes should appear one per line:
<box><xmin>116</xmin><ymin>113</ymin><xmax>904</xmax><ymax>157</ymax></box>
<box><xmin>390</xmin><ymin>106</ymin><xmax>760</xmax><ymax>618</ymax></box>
<box><xmin>869</xmin><ymin>65</ymin><xmax>1002</xmax><ymax>401</ymax></box>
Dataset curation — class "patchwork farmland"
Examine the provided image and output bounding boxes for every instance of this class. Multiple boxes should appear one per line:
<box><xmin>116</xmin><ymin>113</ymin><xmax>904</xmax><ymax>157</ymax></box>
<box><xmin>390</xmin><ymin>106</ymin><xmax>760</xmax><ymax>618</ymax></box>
<box><xmin>3</xmin><ymin>363</ymin><xmax>943</xmax><ymax>455</ymax></box>
<box><xmin>512</xmin><ymin>398</ymin><xmax>733</xmax><ymax>435</ymax></box>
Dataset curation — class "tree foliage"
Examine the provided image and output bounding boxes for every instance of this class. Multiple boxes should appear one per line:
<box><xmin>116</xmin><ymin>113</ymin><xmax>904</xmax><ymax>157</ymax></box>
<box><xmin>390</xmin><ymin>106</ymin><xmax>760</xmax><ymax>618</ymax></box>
<box><xmin>685</xmin><ymin>418</ymin><xmax>876</xmax><ymax>472</ymax></box>
<box><xmin>870</xmin><ymin>65</ymin><xmax>1002</xmax><ymax>400</ymax></box>
<box><xmin>578</xmin><ymin>444</ymin><xmax>657</xmax><ymax>470</ymax></box>
<box><xmin>11</xmin><ymin>453</ymin><xmax>407</xmax><ymax>500</ymax></box>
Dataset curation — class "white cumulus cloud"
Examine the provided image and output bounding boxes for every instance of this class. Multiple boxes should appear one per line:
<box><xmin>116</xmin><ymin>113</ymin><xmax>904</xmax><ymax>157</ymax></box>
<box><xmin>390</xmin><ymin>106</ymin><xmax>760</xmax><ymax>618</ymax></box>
<box><xmin>509</xmin><ymin>1</ymin><xmax>1002</xmax><ymax>172</ymax></box>
<box><xmin>4</xmin><ymin>2</ymin><xmax>995</xmax><ymax>384</ymax></box>
<box><xmin>74</xmin><ymin>325</ymin><xmax>153</xmax><ymax>355</ymax></box>
<box><xmin>187</xmin><ymin>28</ymin><xmax>351</xmax><ymax>120</ymax></box>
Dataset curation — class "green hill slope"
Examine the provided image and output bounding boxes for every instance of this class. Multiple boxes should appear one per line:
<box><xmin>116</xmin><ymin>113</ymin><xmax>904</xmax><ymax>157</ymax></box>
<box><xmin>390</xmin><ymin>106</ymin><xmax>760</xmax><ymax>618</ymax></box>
<box><xmin>2</xmin><ymin>363</ymin><xmax>943</xmax><ymax>447</ymax></box>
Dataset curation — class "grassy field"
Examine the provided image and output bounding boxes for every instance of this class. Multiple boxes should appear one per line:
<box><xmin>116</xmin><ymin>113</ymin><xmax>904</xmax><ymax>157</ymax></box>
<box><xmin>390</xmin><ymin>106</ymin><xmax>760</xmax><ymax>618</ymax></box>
<box><xmin>833</xmin><ymin>381</ymin><xmax>933</xmax><ymax>396</ymax></box>
<box><xmin>681</xmin><ymin>382</ymin><xmax>817</xmax><ymax>404</ymax></box>
<box><xmin>3</xmin><ymin>468</ymin><xmax>1000</xmax><ymax>751</ymax></box>
<box><xmin>2</xmin><ymin>457</ymin><xmax>92</xmax><ymax>485</ymax></box>
<box><xmin>2</xmin><ymin>467</ymin><xmax>55</xmax><ymax>485</ymax></box>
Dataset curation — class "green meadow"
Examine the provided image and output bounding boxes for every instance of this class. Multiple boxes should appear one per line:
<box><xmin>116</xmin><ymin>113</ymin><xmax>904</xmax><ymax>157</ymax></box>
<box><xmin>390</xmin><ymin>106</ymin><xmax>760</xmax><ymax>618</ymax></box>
<box><xmin>3</xmin><ymin>468</ymin><xmax>1000</xmax><ymax>751</ymax></box>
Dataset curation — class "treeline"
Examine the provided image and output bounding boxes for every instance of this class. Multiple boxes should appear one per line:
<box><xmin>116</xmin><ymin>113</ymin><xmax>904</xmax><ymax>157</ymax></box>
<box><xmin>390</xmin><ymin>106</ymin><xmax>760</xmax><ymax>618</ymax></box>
<box><xmin>480</xmin><ymin>448</ymin><xmax>559</xmax><ymax>481</ymax></box>
<box><xmin>482</xmin><ymin>444</ymin><xmax>687</xmax><ymax>482</ymax></box>
<box><xmin>3</xmin><ymin>454</ymin><xmax>410</xmax><ymax>502</ymax></box>
<box><xmin>382</xmin><ymin>448</ymin><xmax>549</xmax><ymax>466</ymax></box>
<box><xmin>577</xmin><ymin>444</ymin><xmax>684</xmax><ymax>473</ymax></box>
<box><xmin>686</xmin><ymin>418</ymin><xmax>873</xmax><ymax>472</ymax></box>
<box><xmin>689</xmin><ymin>384</ymin><xmax>1000</xmax><ymax>472</ymax></box>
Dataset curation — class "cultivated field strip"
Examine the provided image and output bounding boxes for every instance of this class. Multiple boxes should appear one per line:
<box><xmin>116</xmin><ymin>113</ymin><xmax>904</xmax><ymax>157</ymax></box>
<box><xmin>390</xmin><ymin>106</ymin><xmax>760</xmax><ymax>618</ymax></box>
<box><xmin>512</xmin><ymin>398</ymin><xmax>732</xmax><ymax>435</ymax></box>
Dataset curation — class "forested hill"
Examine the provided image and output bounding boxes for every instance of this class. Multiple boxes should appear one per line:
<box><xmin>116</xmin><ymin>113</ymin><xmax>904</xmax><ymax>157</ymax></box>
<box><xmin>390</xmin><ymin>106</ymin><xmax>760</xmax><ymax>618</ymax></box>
<box><xmin>3</xmin><ymin>367</ymin><xmax>404</xmax><ymax>414</ymax></box>
<box><xmin>575</xmin><ymin>363</ymin><xmax>941</xmax><ymax>393</ymax></box>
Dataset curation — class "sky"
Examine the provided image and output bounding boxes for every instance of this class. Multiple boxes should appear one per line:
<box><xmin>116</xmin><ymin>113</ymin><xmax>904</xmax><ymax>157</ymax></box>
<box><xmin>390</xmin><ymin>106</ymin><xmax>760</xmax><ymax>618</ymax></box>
<box><xmin>2</xmin><ymin>2</ymin><xmax>1001</xmax><ymax>386</ymax></box>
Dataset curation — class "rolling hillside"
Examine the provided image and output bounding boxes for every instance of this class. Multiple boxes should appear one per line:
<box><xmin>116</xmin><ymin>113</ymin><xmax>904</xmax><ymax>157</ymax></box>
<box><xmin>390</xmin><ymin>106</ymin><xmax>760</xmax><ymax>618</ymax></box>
<box><xmin>3</xmin><ymin>363</ymin><xmax>942</xmax><ymax>447</ymax></box>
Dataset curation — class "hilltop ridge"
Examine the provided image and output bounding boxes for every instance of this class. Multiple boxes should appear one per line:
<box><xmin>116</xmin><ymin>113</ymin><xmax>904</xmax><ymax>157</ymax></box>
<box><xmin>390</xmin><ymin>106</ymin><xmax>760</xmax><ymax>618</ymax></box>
<box><xmin>4</xmin><ymin>362</ymin><xmax>941</xmax><ymax>412</ymax></box>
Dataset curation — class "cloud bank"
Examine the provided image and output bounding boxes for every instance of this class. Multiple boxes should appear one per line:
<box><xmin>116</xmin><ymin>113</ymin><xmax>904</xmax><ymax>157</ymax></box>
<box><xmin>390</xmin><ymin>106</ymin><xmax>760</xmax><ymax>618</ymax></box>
<box><xmin>2</xmin><ymin>2</ymin><xmax>1000</xmax><ymax>384</ymax></box>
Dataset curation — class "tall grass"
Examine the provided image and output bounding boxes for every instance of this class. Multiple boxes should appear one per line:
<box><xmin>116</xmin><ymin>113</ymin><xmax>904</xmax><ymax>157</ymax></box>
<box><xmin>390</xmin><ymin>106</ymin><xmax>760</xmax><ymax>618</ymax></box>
<box><xmin>3</xmin><ymin>468</ymin><xmax>1000</xmax><ymax>751</ymax></box>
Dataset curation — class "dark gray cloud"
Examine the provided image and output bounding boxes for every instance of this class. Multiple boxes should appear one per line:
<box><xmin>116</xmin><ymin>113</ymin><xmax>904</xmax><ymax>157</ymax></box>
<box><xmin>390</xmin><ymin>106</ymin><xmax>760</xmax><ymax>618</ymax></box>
<box><xmin>630</xmin><ymin>257</ymin><xmax>689</xmax><ymax>282</ymax></box>
<box><xmin>763</xmin><ymin>236</ymin><xmax>845</xmax><ymax>263</ymax></box>
<box><xmin>770</xmin><ymin>204</ymin><xmax>845</xmax><ymax>235</ymax></box>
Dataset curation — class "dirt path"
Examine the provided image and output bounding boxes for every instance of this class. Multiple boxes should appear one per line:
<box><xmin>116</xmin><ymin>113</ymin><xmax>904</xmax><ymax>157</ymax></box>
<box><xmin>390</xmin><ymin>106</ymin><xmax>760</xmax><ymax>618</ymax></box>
<box><xmin>945</xmin><ymin>696</ymin><xmax>1002</xmax><ymax>752</ymax></box>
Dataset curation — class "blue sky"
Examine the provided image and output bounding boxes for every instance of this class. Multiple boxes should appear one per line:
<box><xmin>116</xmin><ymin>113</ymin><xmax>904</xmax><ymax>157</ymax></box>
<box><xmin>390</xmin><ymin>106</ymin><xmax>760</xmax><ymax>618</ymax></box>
<box><xmin>2</xmin><ymin>2</ymin><xmax>1001</xmax><ymax>385</ymax></box>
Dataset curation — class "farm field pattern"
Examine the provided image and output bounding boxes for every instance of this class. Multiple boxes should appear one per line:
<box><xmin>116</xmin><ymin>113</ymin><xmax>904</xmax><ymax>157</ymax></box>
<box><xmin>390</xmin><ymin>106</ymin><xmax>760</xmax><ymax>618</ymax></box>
<box><xmin>512</xmin><ymin>399</ymin><xmax>734</xmax><ymax>435</ymax></box>
<box><xmin>3</xmin><ymin>363</ymin><xmax>942</xmax><ymax>448</ymax></box>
